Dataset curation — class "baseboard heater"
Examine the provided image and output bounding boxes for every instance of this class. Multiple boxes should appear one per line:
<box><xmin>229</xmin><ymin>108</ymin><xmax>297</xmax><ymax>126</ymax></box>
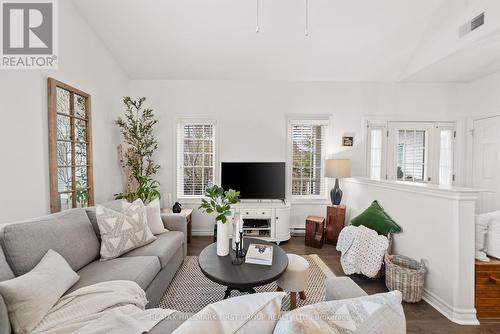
<box><xmin>290</xmin><ymin>228</ymin><xmax>305</xmax><ymax>236</ymax></box>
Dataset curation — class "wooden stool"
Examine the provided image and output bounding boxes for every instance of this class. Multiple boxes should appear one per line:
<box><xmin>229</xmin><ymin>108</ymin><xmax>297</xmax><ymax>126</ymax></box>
<box><xmin>325</xmin><ymin>205</ymin><xmax>346</xmax><ymax>245</ymax></box>
<box><xmin>277</xmin><ymin>254</ymin><xmax>310</xmax><ymax>310</ymax></box>
<box><xmin>305</xmin><ymin>216</ymin><xmax>325</xmax><ymax>248</ymax></box>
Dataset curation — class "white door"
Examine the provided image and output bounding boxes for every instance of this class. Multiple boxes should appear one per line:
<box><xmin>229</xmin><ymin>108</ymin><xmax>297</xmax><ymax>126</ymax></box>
<box><xmin>473</xmin><ymin>116</ymin><xmax>500</xmax><ymax>213</ymax></box>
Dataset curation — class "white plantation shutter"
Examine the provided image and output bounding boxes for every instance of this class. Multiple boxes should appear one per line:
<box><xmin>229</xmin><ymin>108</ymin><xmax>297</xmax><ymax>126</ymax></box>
<box><xmin>177</xmin><ymin>121</ymin><xmax>215</xmax><ymax>197</ymax></box>
<box><xmin>439</xmin><ymin>128</ymin><xmax>454</xmax><ymax>185</ymax></box>
<box><xmin>290</xmin><ymin>120</ymin><xmax>328</xmax><ymax>198</ymax></box>
<box><xmin>367</xmin><ymin>127</ymin><xmax>385</xmax><ymax>180</ymax></box>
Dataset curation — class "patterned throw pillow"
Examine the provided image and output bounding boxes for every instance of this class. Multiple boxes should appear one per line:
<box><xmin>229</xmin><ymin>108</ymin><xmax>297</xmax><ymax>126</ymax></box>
<box><xmin>274</xmin><ymin>291</ymin><xmax>405</xmax><ymax>334</ymax></box>
<box><xmin>96</xmin><ymin>199</ymin><xmax>156</xmax><ymax>260</ymax></box>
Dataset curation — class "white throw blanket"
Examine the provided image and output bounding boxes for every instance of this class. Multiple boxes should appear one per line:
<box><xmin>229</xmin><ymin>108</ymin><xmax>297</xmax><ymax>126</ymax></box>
<box><xmin>336</xmin><ymin>225</ymin><xmax>389</xmax><ymax>278</ymax></box>
<box><xmin>32</xmin><ymin>280</ymin><xmax>175</xmax><ymax>334</ymax></box>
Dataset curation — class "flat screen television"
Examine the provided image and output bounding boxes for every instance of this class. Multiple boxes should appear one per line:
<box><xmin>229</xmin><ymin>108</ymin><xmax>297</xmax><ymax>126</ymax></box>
<box><xmin>221</xmin><ymin>162</ymin><xmax>286</xmax><ymax>200</ymax></box>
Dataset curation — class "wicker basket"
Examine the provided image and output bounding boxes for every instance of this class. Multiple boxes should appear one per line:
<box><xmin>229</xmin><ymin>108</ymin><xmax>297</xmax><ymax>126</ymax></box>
<box><xmin>384</xmin><ymin>253</ymin><xmax>426</xmax><ymax>303</ymax></box>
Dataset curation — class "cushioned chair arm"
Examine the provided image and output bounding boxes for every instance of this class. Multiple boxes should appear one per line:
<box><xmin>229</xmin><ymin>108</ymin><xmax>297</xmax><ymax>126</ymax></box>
<box><xmin>325</xmin><ymin>277</ymin><xmax>367</xmax><ymax>301</ymax></box>
<box><xmin>161</xmin><ymin>214</ymin><xmax>187</xmax><ymax>256</ymax></box>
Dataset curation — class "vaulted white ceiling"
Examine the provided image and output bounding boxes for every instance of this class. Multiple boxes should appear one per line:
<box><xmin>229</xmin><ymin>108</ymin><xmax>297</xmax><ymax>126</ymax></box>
<box><xmin>71</xmin><ymin>0</ymin><xmax>500</xmax><ymax>81</ymax></box>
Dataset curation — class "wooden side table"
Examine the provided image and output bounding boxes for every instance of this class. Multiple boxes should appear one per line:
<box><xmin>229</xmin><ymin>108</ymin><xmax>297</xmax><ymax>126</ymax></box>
<box><xmin>305</xmin><ymin>216</ymin><xmax>325</xmax><ymax>248</ymax></box>
<box><xmin>325</xmin><ymin>205</ymin><xmax>346</xmax><ymax>246</ymax></box>
<box><xmin>161</xmin><ymin>208</ymin><xmax>193</xmax><ymax>243</ymax></box>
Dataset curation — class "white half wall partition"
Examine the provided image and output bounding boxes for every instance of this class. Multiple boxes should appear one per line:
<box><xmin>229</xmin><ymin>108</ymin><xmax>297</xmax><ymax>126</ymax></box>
<box><xmin>341</xmin><ymin>177</ymin><xmax>481</xmax><ymax>325</ymax></box>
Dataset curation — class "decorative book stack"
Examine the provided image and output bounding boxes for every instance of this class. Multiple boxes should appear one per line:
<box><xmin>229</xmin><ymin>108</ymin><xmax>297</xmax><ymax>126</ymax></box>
<box><xmin>245</xmin><ymin>243</ymin><xmax>273</xmax><ymax>266</ymax></box>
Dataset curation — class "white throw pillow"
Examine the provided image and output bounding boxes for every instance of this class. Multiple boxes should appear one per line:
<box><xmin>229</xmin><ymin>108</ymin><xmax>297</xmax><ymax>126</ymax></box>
<box><xmin>487</xmin><ymin>216</ymin><xmax>500</xmax><ymax>259</ymax></box>
<box><xmin>96</xmin><ymin>199</ymin><xmax>156</xmax><ymax>260</ymax></box>
<box><xmin>0</xmin><ymin>250</ymin><xmax>80</xmax><ymax>334</ymax></box>
<box><xmin>475</xmin><ymin>214</ymin><xmax>490</xmax><ymax>261</ymax></box>
<box><xmin>273</xmin><ymin>291</ymin><xmax>405</xmax><ymax>334</ymax></box>
<box><xmin>145</xmin><ymin>198</ymin><xmax>168</xmax><ymax>235</ymax></box>
<box><xmin>173</xmin><ymin>292</ymin><xmax>285</xmax><ymax>334</ymax></box>
<box><xmin>475</xmin><ymin>210</ymin><xmax>500</xmax><ymax>261</ymax></box>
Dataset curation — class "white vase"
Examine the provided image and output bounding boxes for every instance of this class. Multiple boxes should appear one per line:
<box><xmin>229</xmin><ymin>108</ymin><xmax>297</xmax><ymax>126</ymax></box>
<box><xmin>216</xmin><ymin>220</ymin><xmax>229</xmax><ymax>256</ymax></box>
<box><xmin>231</xmin><ymin>219</ymin><xmax>237</xmax><ymax>251</ymax></box>
<box><xmin>231</xmin><ymin>213</ymin><xmax>243</xmax><ymax>251</ymax></box>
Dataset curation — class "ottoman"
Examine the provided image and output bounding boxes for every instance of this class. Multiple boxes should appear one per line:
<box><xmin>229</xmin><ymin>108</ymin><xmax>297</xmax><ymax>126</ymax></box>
<box><xmin>276</xmin><ymin>254</ymin><xmax>309</xmax><ymax>309</ymax></box>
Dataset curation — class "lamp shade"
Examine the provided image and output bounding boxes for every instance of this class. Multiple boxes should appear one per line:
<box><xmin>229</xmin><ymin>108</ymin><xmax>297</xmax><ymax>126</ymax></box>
<box><xmin>325</xmin><ymin>159</ymin><xmax>351</xmax><ymax>178</ymax></box>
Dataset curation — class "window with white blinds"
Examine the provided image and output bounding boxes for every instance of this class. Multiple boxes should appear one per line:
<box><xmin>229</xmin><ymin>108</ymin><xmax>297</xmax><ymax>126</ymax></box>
<box><xmin>177</xmin><ymin>121</ymin><xmax>215</xmax><ymax>198</ymax></box>
<box><xmin>367</xmin><ymin>121</ymin><xmax>456</xmax><ymax>185</ymax></box>
<box><xmin>290</xmin><ymin>120</ymin><xmax>328</xmax><ymax>199</ymax></box>
<box><xmin>396</xmin><ymin>129</ymin><xmax>428</xmax><ymax>182</ymax></box>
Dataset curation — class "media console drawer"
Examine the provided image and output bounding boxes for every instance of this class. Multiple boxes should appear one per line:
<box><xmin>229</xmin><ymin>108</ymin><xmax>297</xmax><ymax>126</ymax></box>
<box><xmin>475</xmin><ymin>258</ymin><xmax>500</xmax><ymax>319</ymax></box>
<box><xmin>240</xmin><ymin>209</ymin><xmax>272</xmax><ymax>217</ymax></box>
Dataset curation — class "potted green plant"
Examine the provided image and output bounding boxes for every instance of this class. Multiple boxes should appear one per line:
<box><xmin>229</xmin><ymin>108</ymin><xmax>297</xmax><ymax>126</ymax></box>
<box><xmin>199</xmin><ymin>185</ymin><xmax>240</xmax><ymax>256</ymax></box>
<box><xmin>114</xmin><ymin>97</ymin><xmax>161</xmax><ymax>204</ymax></box>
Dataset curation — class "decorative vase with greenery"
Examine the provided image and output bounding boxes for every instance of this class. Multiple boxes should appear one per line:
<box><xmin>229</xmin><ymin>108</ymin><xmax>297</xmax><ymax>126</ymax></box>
<box><xmin>114</xmin><ymin>97</ymin><xmax>161</xmax><ymax>204</ymax></box>
<box><xmin>199</xmin><ymin>185</ymin><xmax>240</xmax><ymax>256</ymax></box>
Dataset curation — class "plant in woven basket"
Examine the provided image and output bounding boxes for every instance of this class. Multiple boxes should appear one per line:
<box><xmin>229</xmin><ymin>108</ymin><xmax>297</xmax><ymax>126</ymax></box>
<box><xmin>114</xmin><ymin>97</ymin><xmax>160</xmax><ymax>204</ymax></box>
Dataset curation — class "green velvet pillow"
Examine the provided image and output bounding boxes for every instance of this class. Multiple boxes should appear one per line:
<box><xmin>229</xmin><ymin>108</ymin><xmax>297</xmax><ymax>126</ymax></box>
<box><xmin>351</xmin><ymin>200</ymin><xmax>401</xmax><ymax>235</ymax></box>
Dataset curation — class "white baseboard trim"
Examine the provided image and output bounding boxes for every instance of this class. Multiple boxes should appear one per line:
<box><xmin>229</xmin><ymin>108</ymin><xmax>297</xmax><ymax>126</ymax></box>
<box><xmin>422</xmin><ymin>289</ymin><xmax>479</xmax><ymax>325</ymax></box>
<box><xmin>192</xmin><ymin>229</ymin><xmax>213</xmax><ymax>236</ymax></box>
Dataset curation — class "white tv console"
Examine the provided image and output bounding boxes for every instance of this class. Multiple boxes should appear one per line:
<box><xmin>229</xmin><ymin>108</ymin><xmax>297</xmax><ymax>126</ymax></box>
<box><xmin>231</xmin><ymin>201</ymin><xmax>291</xmax><ymax>244</ymax></box>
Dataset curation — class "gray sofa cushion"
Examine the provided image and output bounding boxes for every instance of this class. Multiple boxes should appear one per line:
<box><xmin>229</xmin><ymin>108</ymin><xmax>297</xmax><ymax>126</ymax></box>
<box><xmin>0</xmin><ymin>246</ymin><xmax>14</xmax><ymax>282</ymax></box>
<box><xmin>0</xmin><ymin>209</ymin><xmax>100</xmax><ymax>276</ymax></box>
<box><xmin>67</xmin><ymin>256</ymin><xmax>160</xmax><ymax>294</ymax></box>
<box><xmin>149</xmin><ymin>312</ymin><xmax>193</xmax><ymax>334</ymax></box>
<box><xmin>122</xmin><ymin>231</ymin><xmax>184</xmax><ymax>268</ymax></box>
<box><xmin>0</xmin><ymin>295</ymin><xmax>10</xmax><ymax>334</ymax></box>
<box><xmin>0</xmin><ymin>247</ymin><xmax>13</xmax><ymax>334</ymax></box>
<box><xmin>85</xmin><ymin>200</ymin><xmax>127</xmax><ymax>240</ymax></box>
<box><xmin>325</xmin><ymin>277</ymin><xmax>367</xmax><ymax>301</ymax></box>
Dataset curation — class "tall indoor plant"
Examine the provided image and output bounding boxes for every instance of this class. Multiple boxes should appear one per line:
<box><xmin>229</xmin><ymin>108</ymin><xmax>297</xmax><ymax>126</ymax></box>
<box><xmin>199</xmin><ymin>185</ymin><xmax>240</xmax><ymax>256</ymax></box>
<box><xmin>114</xmin><ymin>97</ymin><xmax>160</xmax><ymax>204</ymax></box>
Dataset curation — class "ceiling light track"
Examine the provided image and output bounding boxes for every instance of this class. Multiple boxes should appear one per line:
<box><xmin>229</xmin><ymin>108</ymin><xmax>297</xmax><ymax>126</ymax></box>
<box><xmin>256</xmin><ymin>0</ymin><xmax>260</xmax><ymax>33</ymax></box>
<box><xmin>305</xmin><ymin>0</ymin><xmax>309</xmax><ymax>36</ymax></box>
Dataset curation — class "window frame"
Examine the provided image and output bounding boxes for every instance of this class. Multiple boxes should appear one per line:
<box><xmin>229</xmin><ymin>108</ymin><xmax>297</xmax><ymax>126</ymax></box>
<box><xmin>48</xmin><ymin>78</ymin><xmax>94</xmax><ymax>213</ymax></box>
<box><xmin>287</xmin><ymin>118</ymin><xmax>329</xmax><ymax>201</ymax></box>
<box><xmin>365</xmin><ymin>119</ymin><xmax>456</xmax><ymax>185</ymax></box>
<box><xmin>387</xmin><ymin>122</ymin><xmax>434</xmax><ymax>183</ymax></box>
<box><xmin>176</xmin><ymin>119</ymin><xmax>217</xmax><ymax>200</ymax></box>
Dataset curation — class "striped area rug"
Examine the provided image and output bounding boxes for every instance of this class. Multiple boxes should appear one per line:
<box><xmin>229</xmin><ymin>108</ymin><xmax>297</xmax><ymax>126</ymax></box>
<box><xmin>159</xmin><ymin>254</ymin><xmax>336</xmax><ymax>312</ymax></box>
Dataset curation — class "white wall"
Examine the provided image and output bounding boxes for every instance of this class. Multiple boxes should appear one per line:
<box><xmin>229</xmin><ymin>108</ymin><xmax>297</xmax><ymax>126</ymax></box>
<box><xmin>130</xmin><ymin>80</ymin><xmax>461</xmax><ymax>233</ymax></box>
<box><xmin>402</xmin><ymin>0</ymin><xmax>500</xmax><ymax>81</ymax></box>
<box><xmin>459</xmin><ymin>70</ymin><xmax>500</xmax><ymax>118</ymax></box>
<box><xmin>0</xmin><ymin>1</ymin><xmax>129</xmax><ymax>223</ymax></box>
<box><xmin>342</xmin><ymin>178</ymin><xmax>480</xmax><ymax>325</ymax></box>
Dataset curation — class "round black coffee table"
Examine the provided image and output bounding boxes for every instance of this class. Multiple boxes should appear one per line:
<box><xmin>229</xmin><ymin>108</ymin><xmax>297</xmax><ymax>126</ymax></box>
<box><xmin>199</xmin><ymin>238</ymin><xmax>288</xmax><ymax>299</ymax></box>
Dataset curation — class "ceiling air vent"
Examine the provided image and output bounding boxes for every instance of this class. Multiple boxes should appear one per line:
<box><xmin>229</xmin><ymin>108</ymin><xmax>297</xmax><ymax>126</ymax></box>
<box><xmin>459</xmin><ymin>12</ymin><xmax>485</xmax><ymax>38</ymax></box>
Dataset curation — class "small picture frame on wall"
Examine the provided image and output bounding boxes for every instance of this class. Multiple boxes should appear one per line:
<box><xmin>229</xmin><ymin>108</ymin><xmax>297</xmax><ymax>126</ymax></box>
<box><xmin>342</xmin><ymin>136</ymin><xmax>354</xmax><ymax>147</ymax></box>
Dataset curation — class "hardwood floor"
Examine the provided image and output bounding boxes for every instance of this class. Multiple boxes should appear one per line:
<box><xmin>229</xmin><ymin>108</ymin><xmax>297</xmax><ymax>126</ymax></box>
<box><xmin>188</xmin><ymin>236</ymin><xmax>500</xmax><ymax>334</ymax></box>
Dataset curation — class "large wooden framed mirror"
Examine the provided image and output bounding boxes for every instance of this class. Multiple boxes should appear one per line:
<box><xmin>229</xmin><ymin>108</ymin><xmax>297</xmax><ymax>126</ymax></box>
<box><xmin>48</xmin><ymin>78</ymin><xmax>94</xmax><ymax>212</ymax></box>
